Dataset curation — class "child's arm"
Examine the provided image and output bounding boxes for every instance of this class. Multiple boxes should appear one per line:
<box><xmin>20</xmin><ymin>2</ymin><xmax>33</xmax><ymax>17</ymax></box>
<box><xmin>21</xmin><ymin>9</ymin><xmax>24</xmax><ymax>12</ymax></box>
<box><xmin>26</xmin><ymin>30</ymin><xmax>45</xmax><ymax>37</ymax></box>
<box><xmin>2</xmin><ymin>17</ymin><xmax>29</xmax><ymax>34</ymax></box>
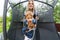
<box><xmin>22</xmin><ymin>27</ymin><xmax>29</xmax><ymax>34</ymax></box>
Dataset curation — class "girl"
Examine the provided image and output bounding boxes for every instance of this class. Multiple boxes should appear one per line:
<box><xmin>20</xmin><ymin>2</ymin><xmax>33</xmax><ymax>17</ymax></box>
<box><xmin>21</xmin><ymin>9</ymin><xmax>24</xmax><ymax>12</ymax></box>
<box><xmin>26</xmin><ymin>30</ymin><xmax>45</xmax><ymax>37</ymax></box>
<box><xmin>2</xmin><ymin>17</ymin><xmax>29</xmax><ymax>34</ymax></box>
<box><xmin>22</xmin><ymin>11</ymin><xmax>37</xmax><ymax>40</ymax></box>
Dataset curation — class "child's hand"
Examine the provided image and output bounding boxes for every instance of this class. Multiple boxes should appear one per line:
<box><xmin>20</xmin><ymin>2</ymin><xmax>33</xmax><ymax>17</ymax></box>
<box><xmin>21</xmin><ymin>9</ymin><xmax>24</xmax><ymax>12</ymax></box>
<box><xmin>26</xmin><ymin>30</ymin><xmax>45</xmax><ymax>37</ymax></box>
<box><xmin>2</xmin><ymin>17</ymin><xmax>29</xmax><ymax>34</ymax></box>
<box><xmin>25</xmin><ymin>29</ymin><xmax>29</xmax><ymax>32</ymax></box>
<box><xmin>36</xmin><ymin>16</ymin><xmax>39</xmax><ymax>20</ymax></box>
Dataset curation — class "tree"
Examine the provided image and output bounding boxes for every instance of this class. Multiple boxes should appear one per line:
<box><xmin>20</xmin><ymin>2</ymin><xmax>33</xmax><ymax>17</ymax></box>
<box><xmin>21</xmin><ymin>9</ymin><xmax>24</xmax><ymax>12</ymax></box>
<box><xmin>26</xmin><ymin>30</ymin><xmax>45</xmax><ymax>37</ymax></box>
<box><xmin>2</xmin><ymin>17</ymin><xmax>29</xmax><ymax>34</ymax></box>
<box><xmin>53</xmin><ymin>0</ymin><xmax>60</xmax><ymax>23</ymax></box>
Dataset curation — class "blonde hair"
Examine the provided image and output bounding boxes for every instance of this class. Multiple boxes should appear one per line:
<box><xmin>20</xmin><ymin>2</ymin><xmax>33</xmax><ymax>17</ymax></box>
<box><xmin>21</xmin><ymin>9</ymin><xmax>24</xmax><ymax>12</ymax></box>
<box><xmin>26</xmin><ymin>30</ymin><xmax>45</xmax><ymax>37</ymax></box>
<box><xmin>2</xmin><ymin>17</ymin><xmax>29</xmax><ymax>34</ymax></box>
<box><xmin>26</xmin><ymin>0</ymin><xmax>34</xmax><ymax>13</ymax></box>
<box><xmin>25</xmin><ymin>11</ymin><xmax>33</xmax><ymax>19</ymax></box>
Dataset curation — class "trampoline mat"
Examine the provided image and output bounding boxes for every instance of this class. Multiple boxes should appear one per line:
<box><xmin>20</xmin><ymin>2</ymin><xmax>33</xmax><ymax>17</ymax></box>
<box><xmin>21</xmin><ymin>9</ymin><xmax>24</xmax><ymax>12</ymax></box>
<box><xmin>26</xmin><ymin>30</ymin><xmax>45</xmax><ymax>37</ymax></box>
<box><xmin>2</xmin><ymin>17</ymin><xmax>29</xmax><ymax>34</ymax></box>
<box><xmin>8</xmin><ymin>22</ymin><xmax>60</xmax><ymax>40</ymax></box>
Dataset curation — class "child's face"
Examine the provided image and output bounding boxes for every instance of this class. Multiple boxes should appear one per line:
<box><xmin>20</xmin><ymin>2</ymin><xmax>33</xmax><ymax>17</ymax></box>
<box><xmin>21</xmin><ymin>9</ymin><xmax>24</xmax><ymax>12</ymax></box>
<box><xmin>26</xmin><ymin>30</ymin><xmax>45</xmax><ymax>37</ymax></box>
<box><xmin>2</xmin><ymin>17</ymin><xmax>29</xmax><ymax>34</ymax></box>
<box><xmin>25</xmin><ymin>11</ymin><xmax>35</xmax><ymax>29</ymax></box>
<box><xmin>25</xmin><ymin>11</ymin><xmax>33</xmax><ymax>21</ymax></box>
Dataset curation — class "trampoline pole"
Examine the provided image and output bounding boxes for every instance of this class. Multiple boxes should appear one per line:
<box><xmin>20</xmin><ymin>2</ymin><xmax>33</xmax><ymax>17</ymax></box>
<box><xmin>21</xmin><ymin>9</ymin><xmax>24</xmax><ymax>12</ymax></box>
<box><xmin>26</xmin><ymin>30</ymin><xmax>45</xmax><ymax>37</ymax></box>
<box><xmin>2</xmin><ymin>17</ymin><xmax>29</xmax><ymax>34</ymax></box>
<box><xmin>3</xmin><ymin>0</ymin><xmax>8</xmax><ymax>40</ymax></box>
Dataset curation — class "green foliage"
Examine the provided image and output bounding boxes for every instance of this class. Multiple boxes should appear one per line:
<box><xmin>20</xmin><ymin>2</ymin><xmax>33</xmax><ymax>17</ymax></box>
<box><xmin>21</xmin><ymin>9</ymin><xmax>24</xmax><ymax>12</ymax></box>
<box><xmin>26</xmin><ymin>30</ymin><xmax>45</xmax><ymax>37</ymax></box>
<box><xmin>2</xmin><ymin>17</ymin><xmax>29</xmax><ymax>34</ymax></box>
<box><xmin>0</xmin><ymin>17</ymin><xmax>3</xmax><ymax>33</ymax></box>
<box><xmin>53</xmin><ymin>0</ymin><xmax>60</xmax><ymax>23</ymax></box>
<box><xmin>6</xmin><ymin>8</ymin><xmax>12</xmax><ymax>30</ymax></box>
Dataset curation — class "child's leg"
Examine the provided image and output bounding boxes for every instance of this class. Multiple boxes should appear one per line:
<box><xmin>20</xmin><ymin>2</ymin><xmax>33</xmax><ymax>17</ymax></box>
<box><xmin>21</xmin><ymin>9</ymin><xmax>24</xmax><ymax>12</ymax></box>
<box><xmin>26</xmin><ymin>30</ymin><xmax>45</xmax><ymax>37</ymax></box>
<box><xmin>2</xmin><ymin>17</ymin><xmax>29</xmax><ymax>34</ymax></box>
<box><xmin>24</xmin><ymin>35</ymin><xmax>32</xmax><ymax>40</ymax></box>
<box><xmin>24</xmin><ymin>35</ymin><xmax>30</xmax><ymax>40</ymax></box>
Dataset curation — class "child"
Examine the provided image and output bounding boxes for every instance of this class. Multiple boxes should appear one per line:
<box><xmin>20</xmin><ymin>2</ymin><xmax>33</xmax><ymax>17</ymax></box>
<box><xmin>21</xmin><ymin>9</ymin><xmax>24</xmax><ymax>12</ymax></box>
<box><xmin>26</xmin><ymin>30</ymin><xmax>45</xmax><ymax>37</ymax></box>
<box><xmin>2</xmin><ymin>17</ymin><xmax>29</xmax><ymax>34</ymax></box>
<box><xmin>22</xmin><ymin>11</ymin><xmax>37</xmax><ymax>40</ymax></box>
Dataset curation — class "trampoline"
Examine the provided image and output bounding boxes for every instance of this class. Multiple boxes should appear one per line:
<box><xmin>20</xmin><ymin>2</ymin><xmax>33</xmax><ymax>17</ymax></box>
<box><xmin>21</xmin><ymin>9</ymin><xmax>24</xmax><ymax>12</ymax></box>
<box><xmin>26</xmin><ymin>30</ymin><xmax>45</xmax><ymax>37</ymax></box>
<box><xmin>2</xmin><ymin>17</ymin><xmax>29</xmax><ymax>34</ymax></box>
<box><xmin>3</xmin><ymin>0</ymin><xmax>60</xmax><ymax>40</ymax></box>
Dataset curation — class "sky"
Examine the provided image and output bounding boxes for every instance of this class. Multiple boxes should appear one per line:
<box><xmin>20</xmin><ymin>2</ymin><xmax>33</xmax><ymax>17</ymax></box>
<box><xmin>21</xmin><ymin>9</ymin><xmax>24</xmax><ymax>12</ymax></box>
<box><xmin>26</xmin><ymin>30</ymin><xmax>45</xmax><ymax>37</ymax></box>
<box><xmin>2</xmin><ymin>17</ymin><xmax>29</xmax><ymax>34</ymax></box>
<box><xmin>0</xmin><ymin>0</ymin><xmax>26</xmax><ymax>17</ymax></box>
<box><xmin>0</xmin><ymin>0</ymin><xmax>4</xmax><ymax>17</ymax></box>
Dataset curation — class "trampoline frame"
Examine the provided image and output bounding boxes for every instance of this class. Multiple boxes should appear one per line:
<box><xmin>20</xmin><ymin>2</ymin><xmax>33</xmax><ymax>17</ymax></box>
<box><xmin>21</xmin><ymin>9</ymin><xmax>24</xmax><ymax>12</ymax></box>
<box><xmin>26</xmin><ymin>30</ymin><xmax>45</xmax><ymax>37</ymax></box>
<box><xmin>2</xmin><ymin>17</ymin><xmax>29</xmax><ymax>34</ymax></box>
<box><xmin>3</xmin><ymin>0</ymin><xmax>57</xmax><ymax>40</ymax></box>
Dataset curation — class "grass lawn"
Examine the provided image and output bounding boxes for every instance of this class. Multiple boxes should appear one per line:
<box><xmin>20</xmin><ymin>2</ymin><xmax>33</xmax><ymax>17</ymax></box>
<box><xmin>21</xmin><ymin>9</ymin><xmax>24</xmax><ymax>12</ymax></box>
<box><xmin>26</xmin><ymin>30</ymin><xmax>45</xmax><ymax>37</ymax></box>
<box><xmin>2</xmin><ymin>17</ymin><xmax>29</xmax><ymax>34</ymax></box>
<box><xmin>0</xmin><ymin>22</ymin><xmax>3</xmax><ymax>33</ymax></box>
<box><xmin>0</xmin><ymin>17</ymin><xmax>3</xmax><ymax>33</ymax></box>
<box><xmin>0</xmin><ymin>17</ymin><xmax>10</xmax><ymax>33</ymax></box>
<box><xmin>0</xmin><ymin>22</ymin><xmax>10</xmax><ymax>33</ymax></box>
